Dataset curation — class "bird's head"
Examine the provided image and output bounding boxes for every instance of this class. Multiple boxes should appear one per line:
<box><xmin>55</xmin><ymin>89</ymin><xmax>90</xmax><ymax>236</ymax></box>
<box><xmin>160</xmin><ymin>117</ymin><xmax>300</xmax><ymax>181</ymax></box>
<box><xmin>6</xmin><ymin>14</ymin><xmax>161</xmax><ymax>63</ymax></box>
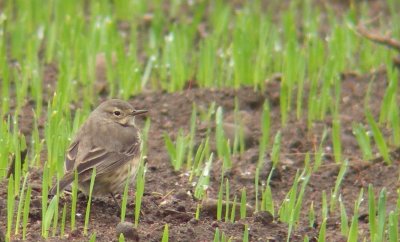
<box><xmin>96</xmin><ymin>99</ymin><xmax>147</xmax><ymax>127</ymax></box>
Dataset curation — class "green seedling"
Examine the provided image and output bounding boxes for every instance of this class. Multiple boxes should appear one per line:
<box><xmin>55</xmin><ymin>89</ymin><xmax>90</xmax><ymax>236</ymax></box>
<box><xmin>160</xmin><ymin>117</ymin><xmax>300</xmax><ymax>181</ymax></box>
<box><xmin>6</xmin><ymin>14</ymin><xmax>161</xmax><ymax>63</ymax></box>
<box><xmin>135</xmin><ymin>157</ymin><xmax>146</xmax><ymax>227</ymax></box>
<box><xmin>70</xmin><ymin>170</ymin><xmax>78</xmax><ymax>231</ymax></box>
<box><xmin>258</xmin><ymin>101</ymin><xmax>271</xmax><ymax>168</ymax></box>
<box><xmin>7</xmin><ymin>175</ymin><xmax>15</xmax><ymax>241</ymax></box>
<box><xmin>339</xmin><ymin>196</ymin><xmax>349</xmax><ymax>236</ymax></box>
<box><xmin>366</xmin><ymin>111</ymin><xmax>391</xmax><ymax>164</ymax></box>
<box><xmin>330</xmin><ymin>160</ymin><xmax>348</xmax><ymax>212</ymax></box>
<box><xmin>164</xmin><ymin>129</ymin><xmax>189</xmax><ymax>171</ymax></box>
<box><xmin>271</xmin><ymin>131</ymin><xmax>281</xmax><ymax>168</ymax></box>
<box><xmin>242</xmin><ymin>224</ymin><xmax>249</xmax><ymax>242</ymax></box>
<box><xmin>314</xmin><ymin>128</ymin><xmax>328</xmax><ymax>171</ymax></box>
<box><xmin>352</xmin><ymin>123</ymin><xmax>372</xmax><ymax>161</ymax></box>
<box><xmin>240</xmin><ymin>188</ymin><xmax>247</xmax><ymax>219</ymax></box>
<box><xmin>161</xmin><ymin>224</ymin><xmax>169</xmax><ymax>242</ymax></box>
<box><xmin>309</xmin><ymin>201</ymin><xmax>315</xmax><ymax>228</ymax></box>
<box><xmin>84</xmin><ymin>168</ymin><xmax>97</xmax><ymax>235</ymax></box>
<box><xmin>194</xmin><ymin>153</ymin><xmax>214</xmax><ymax>199</ymax></box>
<box><xmin>347</xmin><ymin>188</ymin><xmax>364</xmax><ymax>242</ymax></box>
<box><xmin>22</xmin><ymin>186</ymin><xmax>32</xmax><ymax>240</ymax></box>
<box><xmin>332</xmin><ymin>118</ymin><xmax>342</xmax><ymax>164</ymax></box>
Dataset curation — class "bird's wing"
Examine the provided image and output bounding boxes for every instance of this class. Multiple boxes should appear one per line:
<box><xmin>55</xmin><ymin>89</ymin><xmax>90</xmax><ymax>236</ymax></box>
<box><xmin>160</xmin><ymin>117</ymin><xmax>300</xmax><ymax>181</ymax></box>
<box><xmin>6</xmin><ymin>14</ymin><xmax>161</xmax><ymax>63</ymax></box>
<box><xmin>76</xmin><ymin>142</ymin><xmax>140</xmax><ymax>179</ymax></box>
<box><xmin>49</xmin><ymin>140</ymin><xmax>140</xmax><ymax>195</ymax></box>
<box><xmin>65</xmin><ymin>140</ymin><xmax>79</xmax><ymax>171</ymax></box>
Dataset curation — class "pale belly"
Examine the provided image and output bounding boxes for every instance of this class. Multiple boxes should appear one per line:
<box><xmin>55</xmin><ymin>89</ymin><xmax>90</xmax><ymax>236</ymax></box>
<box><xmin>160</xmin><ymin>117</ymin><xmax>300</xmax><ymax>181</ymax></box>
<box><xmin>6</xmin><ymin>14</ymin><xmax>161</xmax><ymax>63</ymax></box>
<box><xmin>78</xmin><ymin>158</ymin><xmax>139</xmax><ymax>197</ymax></box>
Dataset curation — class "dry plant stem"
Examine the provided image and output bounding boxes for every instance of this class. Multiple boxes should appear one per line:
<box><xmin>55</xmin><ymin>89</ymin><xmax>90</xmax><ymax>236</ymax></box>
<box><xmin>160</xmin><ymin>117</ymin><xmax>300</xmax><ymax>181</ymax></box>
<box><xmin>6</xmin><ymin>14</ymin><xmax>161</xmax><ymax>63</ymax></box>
<box><xmin>356</xmin><ymin>23</ymin><xmax>400</xmax><ymax>52</ymax></box>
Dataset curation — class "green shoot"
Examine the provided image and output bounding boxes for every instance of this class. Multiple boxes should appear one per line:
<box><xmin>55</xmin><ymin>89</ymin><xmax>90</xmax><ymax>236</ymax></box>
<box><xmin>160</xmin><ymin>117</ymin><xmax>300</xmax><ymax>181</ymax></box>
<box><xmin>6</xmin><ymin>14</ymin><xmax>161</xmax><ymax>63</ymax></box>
<box><xmin>225</xmin><ymin>179</ymin><xmax>230</xmax><ymax>222</ymax></box>
<box><xmin>7</xmin><ymin>175</ymin><xmax>15</xmax><ymax>241</ymax></box>
<box><xmin>352</xmin><ymin>123</ymin><xmax>373</xmax><ymax>160</ymax></box>
<box><xmin>230</xmin><ymin>196</ymin><xmax>237</xmax><ymax>223</ymax></box>
<box><xmin>135</xmin><ymin>157</ymin><xmax>146</xmax><ymax>227</ymax></box>
<box><xmin>61</xmin><ymin>203</ymin><xmax>67</xmax><ymax>237</ymax></box>
<box><xmin>213</xmin><ymin>228</ymin><xmax>220</xmax><ymax>242</ymax></box>
<box><xmin>271</xmin><ymin>131</ymin><xmax>282</xmax><ymax>168</ymax></box>
<box><xmin>217</xmin><ymin>176</ymin><xmax>224</xmax><ymax>221</ymax></box>
<box><xmin>255</xmin><ymin>168</ymin><xmax>259</xmax><ymax>212</ymax></box>
<box><xmin>332</xmin><ymin>119</ymin><xmax>342</xmax><ymax>164</ymax></box>
<box><xmin>42</xmin><ymin>196</ymin><xmax>58</xmax><ymax>238</ymax></box>
<box><xmin>162</xmin><ymin>224</ymin><xmax>169</xmax><ymax>242</ymax></box>
<box><xmin>164</xmin><ymin>129</ymin><xmax>189</xmax><ymax>171</ymax></box>
<box><xmin>339</xmin><ymin>196</ymin><xmax>349</xmax><ymax>236</ymax></box>
<box><xmin>90</xmin><ymin>233</ymin><xmax>97</xmax><ymax>242</ymax></box>
<box><xmin>242</xmin><ymin>224</ymin><xmax>249</xmax><ymax>242</ymax></box>
<box><xmin>240</xmin><ymin>188</ymin><xmax>247</xmax><ymax>219</ymax></box>
<box><xmin>70</xmin><ymin>170</ymin><xmax>78</xmax><ymax>231</ymax></box>
<box><xmin>314</xmin><ymin>128</ymin><xmax>328</xmax><ymax>171</ymax></box>
<box><xmin>84</xmin><ymin>167</ymin><xmax>97</xmax><ymax>235</ymax></box>
<box><xmin>186</xmin><ymin>104</ymin><xmax>197</xmax><ymax>169</ymax></box>
<box><xmin>318</xmin><ymin>218</ymin><xmax>327</xmax><ymax>242</ymax></box>
<box><xmin>15</xmin><ymin>172</ymin><xmax>29</xmax><ymax>235</ymax></box>
<box><xmin>120</xmin><ymin>173</ymin><xmax>130</xmax><ymax>222</ymax></box>
<box><xmin>22</xmin><ymin>186</ymin><xmax>32</xmax><ymax>240</ymax></box>
<box><xmin>309</xmin><ymin>202</ymin><xmax>315</xmax><ymax>228</ymax></box>
<box><xmin>348</xmin><ymin>188</ymin><xmax>364</xmax><ymax>242</ymax></box>
<box><xmin>194</xmin><ymin>153</ymin><xmax>214</xmax><ymax>199</ymax></box>
<box><xmin>330</xmin><ymin>160</ymin><xmax>348</xmax><ymax>212</ymax></box>
<box><xmin>366</xmin><ymin>112</ymin><xmax>391</xmax><ymax>164</ymax></box>
<box><xmin>258</xmin><ymin>101</ymin><xmax>271</xmax><ymax>167</ymax></box>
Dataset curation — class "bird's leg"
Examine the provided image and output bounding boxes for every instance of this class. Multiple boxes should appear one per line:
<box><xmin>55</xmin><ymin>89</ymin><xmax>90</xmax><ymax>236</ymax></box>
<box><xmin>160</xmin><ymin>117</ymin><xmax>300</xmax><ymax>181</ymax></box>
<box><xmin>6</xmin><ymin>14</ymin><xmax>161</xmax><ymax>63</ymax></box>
<box><xmin>110</xmin><ymin>193</ymin><xmax>122</xmax><ymax>211</ymax></box>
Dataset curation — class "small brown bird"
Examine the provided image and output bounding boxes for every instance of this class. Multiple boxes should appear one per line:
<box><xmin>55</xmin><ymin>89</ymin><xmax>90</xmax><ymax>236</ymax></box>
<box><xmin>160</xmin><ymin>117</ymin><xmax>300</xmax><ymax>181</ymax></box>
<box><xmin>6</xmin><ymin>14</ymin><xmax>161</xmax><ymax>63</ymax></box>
<box><xmin>49</xmin><ymin>99</ymin><xmax>147</xmax><ymax>197</ymax></box>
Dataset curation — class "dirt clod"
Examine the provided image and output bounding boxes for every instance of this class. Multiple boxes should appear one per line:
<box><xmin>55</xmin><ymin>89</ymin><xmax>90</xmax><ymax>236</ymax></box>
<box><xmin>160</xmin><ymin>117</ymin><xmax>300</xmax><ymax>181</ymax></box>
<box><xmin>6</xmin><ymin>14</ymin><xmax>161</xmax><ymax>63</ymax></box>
<box><xmin>116</xmin><ymin>222</ymin><xmax>139</xmax><ymax>241</ymax></box>
<box><xmin>173</xmin><ymin>190</ymin><xmax>191</xmax><ymax>201</ymax></box>
<box><xmin>253</xmin><ymin>211</ymin><xmax>274</xmax><ymax>225</ymax></box>
<box><xmin>223</xmin><ymin>122</ymin><xmax>254</xmax><ymax>147</ymax></box>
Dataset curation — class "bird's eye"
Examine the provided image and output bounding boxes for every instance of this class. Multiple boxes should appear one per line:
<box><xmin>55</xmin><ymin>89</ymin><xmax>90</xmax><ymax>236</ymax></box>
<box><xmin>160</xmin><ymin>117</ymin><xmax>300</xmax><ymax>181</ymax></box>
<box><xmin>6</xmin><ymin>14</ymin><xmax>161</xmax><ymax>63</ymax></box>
<box><xmin>113</xmin><ymin>110</ymin><xmax>121</xmax><ymax>116</ymax></box>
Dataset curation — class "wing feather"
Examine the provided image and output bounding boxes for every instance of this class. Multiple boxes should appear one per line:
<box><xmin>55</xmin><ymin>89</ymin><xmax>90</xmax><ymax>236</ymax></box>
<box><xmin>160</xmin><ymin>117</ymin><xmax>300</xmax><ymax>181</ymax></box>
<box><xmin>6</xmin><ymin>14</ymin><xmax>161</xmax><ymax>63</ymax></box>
<box><xmin>50</xmin><ymin>140</ymin><xmax>140</xmax><ymax>195</ymax></box>
<box><xmin>65</xmin><ymin>141</ymin><xmax>79</xmax><ymax>171</ymax></box>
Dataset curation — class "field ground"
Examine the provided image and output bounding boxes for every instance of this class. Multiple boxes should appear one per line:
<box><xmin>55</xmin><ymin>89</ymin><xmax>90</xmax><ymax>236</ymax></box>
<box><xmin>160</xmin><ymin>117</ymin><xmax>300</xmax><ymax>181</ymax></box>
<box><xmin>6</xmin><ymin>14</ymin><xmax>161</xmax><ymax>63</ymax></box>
<box><xmin>1</xmin><ymin>0</ymin><xmax>400</xmax><ymax>241</ymax></box>
<box><xmin>0</xmin><ymin>72</ymin><xmax>399</xmax><ymax>241</ymax></box>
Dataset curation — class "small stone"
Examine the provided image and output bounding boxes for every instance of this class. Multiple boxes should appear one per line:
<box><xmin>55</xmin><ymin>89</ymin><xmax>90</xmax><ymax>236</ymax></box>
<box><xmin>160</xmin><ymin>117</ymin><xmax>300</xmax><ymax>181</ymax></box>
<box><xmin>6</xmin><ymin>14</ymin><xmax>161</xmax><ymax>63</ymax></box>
<box><xmin>189</xmin><ymin>218</ymin><xmax>198</xmax><ymax>225</ymax></box>
<box><xmin>176</xmin><ymin>205</ymin><xmax>186</xmax><ymax>212</ymax></box>
<box><xmin>162</xmin><ymin>121</ymin><xmax>173</xmax><ymax>129</ymax></box>
<box><xmin>211</xmin><ymin>221</ymin><xmax>219</xmax><ymax>228</ymax></box>
<box><xmin>223</xmin><ymin>122</ymin><xmax>254</xmax><ymax>147</ymax></box>
<box><xmin>116</xmin><ymin>222</ymin><xmax>139</xmax><ymax>241</ymax></box>
<box><xmin>224</xmin><ymin>111</ymin><xmax>253</xmax><ymax>127</ymax></box>
<box><xmin>254</xmin><ymin>211</ymin><xmax>274</xmax><ymax>225</ymax></box>
<box><xmin>174</xmin><ymin>190</ymin><xmax>191</xmax><ymax>201</ymax></box>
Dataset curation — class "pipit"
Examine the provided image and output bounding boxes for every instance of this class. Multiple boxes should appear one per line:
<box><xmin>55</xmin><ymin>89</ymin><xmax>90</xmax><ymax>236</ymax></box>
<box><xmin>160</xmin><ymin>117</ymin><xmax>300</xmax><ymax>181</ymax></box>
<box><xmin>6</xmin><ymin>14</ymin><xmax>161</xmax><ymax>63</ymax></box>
<box><xmin>49</xmin><ymin>99</ymin><xmax>147</xmax><ymax>199</ymax></box>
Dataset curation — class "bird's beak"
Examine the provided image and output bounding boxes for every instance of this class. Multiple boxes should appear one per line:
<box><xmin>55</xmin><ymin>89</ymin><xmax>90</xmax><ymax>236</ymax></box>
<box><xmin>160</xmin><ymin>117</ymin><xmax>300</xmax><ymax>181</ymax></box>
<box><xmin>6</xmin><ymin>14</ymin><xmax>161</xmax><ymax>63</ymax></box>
<box><xmin>131</xmin><ymin>110</ymin><xmax>148</xmax><ymax>116</ymax></box>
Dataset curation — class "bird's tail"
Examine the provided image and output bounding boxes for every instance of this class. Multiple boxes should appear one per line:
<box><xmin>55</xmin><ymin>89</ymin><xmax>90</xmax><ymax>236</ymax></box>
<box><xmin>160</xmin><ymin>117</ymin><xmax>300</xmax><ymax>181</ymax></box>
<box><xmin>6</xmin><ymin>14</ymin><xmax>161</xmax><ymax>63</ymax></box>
<box><xmin>49</xmin><ymin>172</ymin><xmax>75</xmax><ymax>195</ymax></box>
